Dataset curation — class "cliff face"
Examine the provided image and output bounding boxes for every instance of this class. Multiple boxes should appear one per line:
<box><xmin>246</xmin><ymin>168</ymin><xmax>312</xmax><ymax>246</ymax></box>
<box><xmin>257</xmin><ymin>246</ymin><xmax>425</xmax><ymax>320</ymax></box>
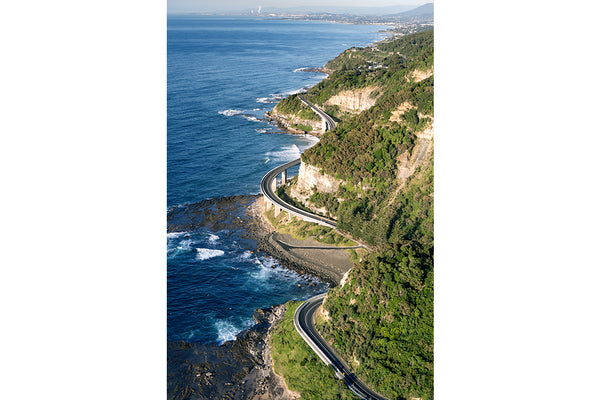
<box><xmin>289</xmin><ymin>160</ymin><xmax>342</xmax><ymax>216</ymax></box>
<box><xmin>389</xmin><ymin>101</ymin><xmax>434</xmax><ymax>186</ymax></box>
<box><xmin>292</xmin><ymin>161</ymin><xmax>341</xmax><ymax>196</ymax></box>
<box><xmin>324</xmin><ymin>86</ymin><xmax>379</xmax><ymax>114</ymax></box>
<box><xmin>409</xmin><ymin>68</ymin><xmax>433</xmax><ymax>82</ymax></box>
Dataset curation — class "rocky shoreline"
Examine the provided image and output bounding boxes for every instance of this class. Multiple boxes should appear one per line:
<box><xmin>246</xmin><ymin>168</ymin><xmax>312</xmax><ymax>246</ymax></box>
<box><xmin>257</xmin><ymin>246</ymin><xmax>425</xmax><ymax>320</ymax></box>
<box><xmin>167</xmin><ymin>195</ymin><xmax>339</xmax><ymax>400</ymax></box>
<box><xmin>168</xmin><ymin>304</ymin><xmax>298</xmax><ymax>400</ymax></box>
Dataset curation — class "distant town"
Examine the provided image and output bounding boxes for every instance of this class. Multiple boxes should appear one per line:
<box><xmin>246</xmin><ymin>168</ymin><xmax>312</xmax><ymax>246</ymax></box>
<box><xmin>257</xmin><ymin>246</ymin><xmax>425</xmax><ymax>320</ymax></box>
<box><xmin>191</xmin><ymin>3</ymin><xmax>434</xmax><ymax>37</ymax></box>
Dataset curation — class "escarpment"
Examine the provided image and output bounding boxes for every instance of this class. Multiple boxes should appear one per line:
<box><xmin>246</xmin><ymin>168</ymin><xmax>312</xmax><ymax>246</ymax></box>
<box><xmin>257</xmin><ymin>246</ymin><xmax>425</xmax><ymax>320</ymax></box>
<box><xmin>289</xmin><ymin>160</ymin><xmax>343</xmax><ymax>217</ymax></box>
<box><xmin>324</xmin><ymin>86</ymin><xmax>380</xmax><ymax>114</ymax></box>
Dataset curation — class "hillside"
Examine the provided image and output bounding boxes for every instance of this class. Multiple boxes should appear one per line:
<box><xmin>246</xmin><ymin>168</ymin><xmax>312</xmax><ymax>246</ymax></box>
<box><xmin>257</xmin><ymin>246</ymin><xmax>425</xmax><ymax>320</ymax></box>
<box><xmin>389</xmin><ymin>3</ymin><xmax>433</xmax><ymax>19</ymax></box>
<box><xmin>266</xmin><ymin>93</ymin><xmax>323</xmax><ymax>134</ymax></box>
<box><xmin>271</xmin><ymin>29</ymin><xmax>434</xmax><ymax>400</ymax></box>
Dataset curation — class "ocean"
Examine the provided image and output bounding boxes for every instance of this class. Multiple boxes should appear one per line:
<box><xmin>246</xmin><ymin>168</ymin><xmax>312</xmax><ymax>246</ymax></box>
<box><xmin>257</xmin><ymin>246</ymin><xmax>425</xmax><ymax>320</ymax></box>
<box><xmin>167</xmin><ymin>15</ymin><xmax>388</xmax><ymax>344</ymax></box>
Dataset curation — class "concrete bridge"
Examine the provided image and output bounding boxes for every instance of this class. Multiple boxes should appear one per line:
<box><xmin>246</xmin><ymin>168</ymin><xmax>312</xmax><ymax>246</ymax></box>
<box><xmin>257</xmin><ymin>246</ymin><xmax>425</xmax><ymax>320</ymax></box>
<box><xmin>261</xmin><ymin>97</ymin><xmax>338</xmax><ymax>227</ymax></box>
<box><xmin>260</xmin><ymin>158</ymin><xmax>337</xmax><ymax>228</ymax></box>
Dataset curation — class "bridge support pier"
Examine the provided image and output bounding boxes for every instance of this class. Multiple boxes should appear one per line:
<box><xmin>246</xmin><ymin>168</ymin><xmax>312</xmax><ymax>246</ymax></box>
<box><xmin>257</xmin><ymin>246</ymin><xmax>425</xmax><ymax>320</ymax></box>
<box><xmin>321</xmin><ymin>116</ymin><xmax>328</xmax><ymax>131</ymax></box>
<box><xmin>281</xmin><ymin>169</ymin><xmax>287</xmax><ymax>184</ymax></box>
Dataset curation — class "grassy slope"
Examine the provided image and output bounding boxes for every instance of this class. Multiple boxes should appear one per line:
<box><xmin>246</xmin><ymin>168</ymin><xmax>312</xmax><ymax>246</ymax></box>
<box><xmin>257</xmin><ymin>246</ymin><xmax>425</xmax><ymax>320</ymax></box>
<box><xmin>270</xmin><ymin>301</ymin><xmax>359</xmax><ymax>400</ymax></box>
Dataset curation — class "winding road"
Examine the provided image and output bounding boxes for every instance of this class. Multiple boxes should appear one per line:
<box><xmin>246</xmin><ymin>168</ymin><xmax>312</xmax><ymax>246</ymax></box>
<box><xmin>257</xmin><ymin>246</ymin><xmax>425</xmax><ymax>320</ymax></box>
<box><xmin>260</xmin><ymin>158</ymin><xmax>337</xmax><ymax>228</ymax></box>
<box><xmin>299</xmin><ymin>94</ymin><xmax>337</xmax><ymax>131</ymax></box>
<box><xmin>294</xmin><ymin>294</ymin><xmax>389</xmax><ymax>400</ymax></box>
<box><xmin>262</xmin><ymin>98</ymin><xmax>385</xmax><ymax>398</ymax></box>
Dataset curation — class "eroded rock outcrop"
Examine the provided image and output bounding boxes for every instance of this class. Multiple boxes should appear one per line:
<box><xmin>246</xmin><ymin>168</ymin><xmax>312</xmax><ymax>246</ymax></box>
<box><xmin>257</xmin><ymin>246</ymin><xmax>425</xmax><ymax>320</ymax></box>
<box><xmin>409</xmin><ymin>68</ymin><xmax>433</xmax><ymax>82</ymax></box>
<box><xmin>324</xmin><ymin>86</ymin><xmax>379</xmax><ymax>113</ymax></box>
<box><xmin>288</xmin><ymin>161</ymin><xmax>343</xmax><ymax>217</ymax></box>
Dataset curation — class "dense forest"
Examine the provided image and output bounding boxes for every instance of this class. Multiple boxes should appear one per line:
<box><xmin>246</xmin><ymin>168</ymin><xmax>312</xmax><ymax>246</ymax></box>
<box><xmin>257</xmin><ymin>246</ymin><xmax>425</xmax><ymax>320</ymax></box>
<box><xmin>273</xmin><ymin>28</ymin><xmax>434</xmax><ymax>399</ymax></box>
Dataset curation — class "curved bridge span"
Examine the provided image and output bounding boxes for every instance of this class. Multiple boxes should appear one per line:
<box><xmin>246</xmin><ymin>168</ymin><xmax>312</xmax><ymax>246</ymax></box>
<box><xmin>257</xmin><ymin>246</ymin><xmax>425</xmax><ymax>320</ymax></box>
<box><xmin>260</xmin><ymin>158</ymin><xmax>337</xmax><ymax>228</ymax></box>
<box><xmin>260</xmin><ymin>98</ymin><xmax>383</xmax><ymax>398</ymax></box>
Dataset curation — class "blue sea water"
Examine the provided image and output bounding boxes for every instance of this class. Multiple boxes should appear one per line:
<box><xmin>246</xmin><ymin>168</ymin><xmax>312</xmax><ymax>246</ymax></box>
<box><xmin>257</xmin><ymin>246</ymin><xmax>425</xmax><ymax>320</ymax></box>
<box><xmin>167</xmin><ymin>16</ymin><xmax>388</xmax><ymax>344</ymax></box>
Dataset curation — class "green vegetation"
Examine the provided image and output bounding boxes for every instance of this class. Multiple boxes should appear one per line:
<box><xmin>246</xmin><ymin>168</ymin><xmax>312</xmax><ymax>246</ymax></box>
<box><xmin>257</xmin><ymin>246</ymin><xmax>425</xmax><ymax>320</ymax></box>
<box><xmin>293</xmin><ymin>123</ymin><xmax>313</xmax><ymax>132</ymax></box>
<box><xmin>265</xmin><ymin>208</ymin><xmax>356</xmax><ymax>247</ymax></box>
<box><xmin>301</xmin><ymin>29</ymin><xmax>434</xmax><ymax>250</ymax></box>
<box><xmin>317</xmin><ymin>247</ymin><xmax>433</xmax><ymax>400</ymax></box>
<box><xmin>276</xmin><ymin>94</ymin><xmax>320</xmax><ymax>121</ymax></box>
<box><xmin>270</xmin><ymin>301</ymin><xmax>360</xmax><ymax>399</ymax></box>
<box><xmin>336</xmin><ymin>159</ymin><xmax>434</xmax><ymax>248</ymax></box>
<box><xmin>306</xmin><ymin>30</ymin><xmax>433</xmax><ymax>105</ymax></box>
<box><xmin>270</xmin><ymin>29</ymin><xmax>434</xmax><ymax>400</ymax></box>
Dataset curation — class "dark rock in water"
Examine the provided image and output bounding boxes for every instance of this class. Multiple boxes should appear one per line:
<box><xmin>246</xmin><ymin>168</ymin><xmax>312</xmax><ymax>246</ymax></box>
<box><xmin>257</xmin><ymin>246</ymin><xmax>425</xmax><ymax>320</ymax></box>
<box><xmin>168</xmin><ymin>195</ymin><xmax>261</xmax><ymax>234</ymax></box>
<box><xmin>295</xmin><ymin>66</ymin><xmax>329</xmax><ymax>74</ymax></box>
<box><xmin>167</xmin><ymin>304</ymin><xmax>293</xmax><ymax>400</ymax></box>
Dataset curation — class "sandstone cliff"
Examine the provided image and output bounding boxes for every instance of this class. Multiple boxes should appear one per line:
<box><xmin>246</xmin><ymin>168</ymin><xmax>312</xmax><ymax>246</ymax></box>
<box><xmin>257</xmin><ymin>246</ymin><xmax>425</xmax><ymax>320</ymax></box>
<box><xmin>390</xmin><ymin>101</ymin><xmax>434</xmax><ymax>189</ymax></box>
<box><xmin>324</xmin><ymin>86</ymin><xmax>379</xmax><ymax>114</ymax></box>
<box><xmin>289</xmin><ymin>160</ymin><xmax>343</xmax><ymax>217</ymax></box>
<box><xmin>408</xmin><ymin>68</ymin><xmax>433</xmax><ymax>82</ymax></box>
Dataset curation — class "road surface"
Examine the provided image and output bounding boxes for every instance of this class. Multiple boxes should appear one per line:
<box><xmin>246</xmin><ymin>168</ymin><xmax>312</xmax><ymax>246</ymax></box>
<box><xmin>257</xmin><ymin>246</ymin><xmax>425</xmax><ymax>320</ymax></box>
<box><xmin>260</xmin><ymin>158</ymin><xmax>338</xmax><ymax>228</ymax></box>
<box><xmin>294</xmin><ymin>294</ymin><xmax>389</xmax><ymax>400</ymax></box>
<box><xmin>299</xmin><ymin>94</ymin><xmax>337</xmax><ymax>131</ymax></box>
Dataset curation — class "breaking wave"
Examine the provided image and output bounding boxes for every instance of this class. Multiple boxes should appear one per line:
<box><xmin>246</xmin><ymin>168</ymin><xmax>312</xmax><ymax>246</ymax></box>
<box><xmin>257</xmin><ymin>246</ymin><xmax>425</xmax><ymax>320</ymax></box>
<box><xmin>207</xmin><ymin>234</ymin><xmax>219</xmax><ymax>244</ymax></box>
<box><xmin>256</xmin><ymin>87</ymin><xmax>309</xmax><ymax>104</ymax></box>
<box><xmin>266</xmin><ymin>144</ymin><xmax>301</xmax><ymax>163</ymax></box>
<box><xmin>196</xmin><ymin>248</ymin><xmax>225</xmax><ymax>261</ymax></box>
<box><xmin>218</xmin><ymin>109</ymin><xmax>244</xmax><ymax>116</ymax></box>
<box><xmin>214</xmin><ymin>319</ymin><xmax>240</xmax><ymax>343</ymax></box>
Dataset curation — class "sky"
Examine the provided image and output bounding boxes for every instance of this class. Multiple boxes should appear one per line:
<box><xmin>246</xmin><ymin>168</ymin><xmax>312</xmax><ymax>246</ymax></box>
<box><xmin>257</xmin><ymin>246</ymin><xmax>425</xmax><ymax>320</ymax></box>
<box><xmin>167</xmin><ymin>0</ymin><xmax>424</xmax><ymax>14</ymax></box>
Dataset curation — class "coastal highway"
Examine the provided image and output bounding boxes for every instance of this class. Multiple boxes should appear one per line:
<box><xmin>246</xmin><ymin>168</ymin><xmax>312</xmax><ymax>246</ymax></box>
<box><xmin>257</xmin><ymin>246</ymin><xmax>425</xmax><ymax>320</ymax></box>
<box><xmin>265</xmin><ymin>97</ymin><xmax>383</xmax><ymax>398</ymax></box>
<box><xmin>260</xmin><ymin>158</ymin><xmax>338</xmax><ymax>229</ymax></box>
<box><xmin>261</xmin><ymin>95</ymin><xmax>339</xmax><ymax>229</ymax></box>
<box><xmin>294</xmin><ymin>294</ymin><xmax>389</xmax><ymax>400</ymax></box>
<box><xmin>298</xmin><ymin>94</ymin><xmax>337</xmax><ymax>131</ymax></box>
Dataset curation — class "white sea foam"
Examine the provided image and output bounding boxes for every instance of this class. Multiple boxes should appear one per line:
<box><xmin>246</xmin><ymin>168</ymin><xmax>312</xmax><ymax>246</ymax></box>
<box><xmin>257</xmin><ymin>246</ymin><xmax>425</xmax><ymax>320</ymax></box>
<box><xmin>238</xmin><ymin>250</ymin><xmax>253</xmax><ymax>261</ymax></box>
<box><xmin>298</xmin><ymin>134</ymin><xmax>320</xmax><ymax>149</ymax></box>
<box><xmin>293</xmin><ymin>67</ymin><xmax>309</xmax><ymax>72</ymax></box>
<box><xmin>244</xmin><ymin>115</ymin><xmax>260</xmax><ymax>122</ymax></box>
<box><xmin>207</xmin><ymin>234</ymin><xmax>219</xmax><ymax>244</ymax></box>
<box><xmin>218</xmin><ymin>109</ymin><xmax>244</xmax><ymax>116</ymax></box>
<box><xmin>284</xmin><ymin>88</ymin><xmax>305</xmax><ymax>96</ymax></box>
<box><xmin>196</xmin><ymin>248</ymin><xmax>225</xmax><ymax>261</ymax></box>
<box><xmin>266</xmin><ymin>144</ymin><xmax>301</xmax><ymax>163</ymax></box>
<box><xmin>255</xmin><ymin>128</ymin><xmax>268</xmax><ymax>134</ymax></box>
<box><xmin>167</xmin><ymin>232</ymin><xmax>187</xmax><ymax>239</ymax></box>
<box><xmin>214</xmin><ymin>320</ymin><xmax>240</xmax><ymax>343</ymax></box>
<box><xmin>177</xmin><ymin>239</ymin><xmax>194</xmax><ymax>251</ymax></box>
<box><xmin>249</xmin><ymin>256</ymin><xmax>280</xmax><ymax>280</ymax></box>
<box><xmin>256</xmin><ymin>97</ymin><xmax>274</xmax><ymax>103</ymax></box>
<box><xmin>256</xmin><ymin>87</ymin><xmax>307</xmax><ymax>104</ymax></box>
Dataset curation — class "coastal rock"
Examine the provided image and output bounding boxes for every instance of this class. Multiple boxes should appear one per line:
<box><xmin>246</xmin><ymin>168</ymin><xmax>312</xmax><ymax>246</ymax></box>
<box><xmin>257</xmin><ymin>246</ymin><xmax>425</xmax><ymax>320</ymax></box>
<box><xmin>167</xmin><ymin>304</ymin><xmax>297</xmax><ymax>400</ymax></box>
<box><xmin>408</xmin><ymin>67</ymin><xmax>433</xmax><ymax>82</ymax></box>
<box><xmin>288</xmin><ymin>160</ymin><xmax>343</xmax><ymax>216</ymax></box>
<box><xmin>324</xmin><ymin>86</ymin><xmax>379</xmax><ymax>113</ymax></box>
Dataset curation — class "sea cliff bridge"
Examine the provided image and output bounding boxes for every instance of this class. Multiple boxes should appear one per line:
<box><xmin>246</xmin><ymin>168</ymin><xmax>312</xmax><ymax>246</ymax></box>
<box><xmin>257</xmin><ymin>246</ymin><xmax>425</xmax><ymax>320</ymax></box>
<box><xmin>260</xmin><ymin>98</ymin><xmax>387</xmax><ymax>400</ymax></box>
